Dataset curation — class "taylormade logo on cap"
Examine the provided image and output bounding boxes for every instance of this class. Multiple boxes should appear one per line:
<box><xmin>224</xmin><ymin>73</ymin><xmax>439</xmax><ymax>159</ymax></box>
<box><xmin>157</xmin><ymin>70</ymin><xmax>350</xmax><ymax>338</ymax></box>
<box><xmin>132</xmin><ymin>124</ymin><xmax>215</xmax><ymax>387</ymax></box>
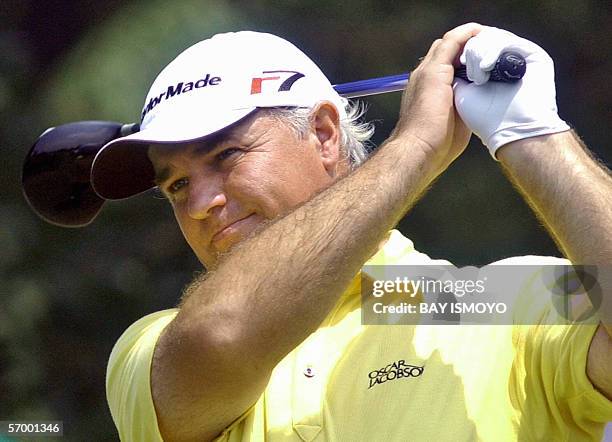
<box><xmin>141</xmin><ymin>73</ymin><xmax>223</xmax><ymax>121</ymax></box>
<box><xmin>140</xmin><ymin>69</ymin><xmax>310</xmax><ymax>121</ymax></box>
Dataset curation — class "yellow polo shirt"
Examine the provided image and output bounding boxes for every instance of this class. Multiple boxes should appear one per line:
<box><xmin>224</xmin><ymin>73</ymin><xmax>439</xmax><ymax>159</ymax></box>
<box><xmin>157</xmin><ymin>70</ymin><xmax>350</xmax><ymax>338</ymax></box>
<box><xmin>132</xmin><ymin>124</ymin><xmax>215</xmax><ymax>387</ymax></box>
<box><xmin>106</xmin><ymin>231</ymin><xmax>612</xmax><ymax>441</ymax></box>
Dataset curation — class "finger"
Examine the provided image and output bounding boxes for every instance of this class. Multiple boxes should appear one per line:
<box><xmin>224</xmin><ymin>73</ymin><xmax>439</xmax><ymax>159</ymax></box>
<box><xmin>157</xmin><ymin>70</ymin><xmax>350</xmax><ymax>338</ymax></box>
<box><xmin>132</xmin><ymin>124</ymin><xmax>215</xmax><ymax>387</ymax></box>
<box><xmin>443</xmin><ymin>22</ymin><xmax>484</xmax><ymax>43</ymax></box>
<box><xmin>430</xmin><ymin>39</ymin><xmax>470</xmax><ymax>71</ymax></box>
<box><xmin>469</xmin><ymin>59</ymin><xmax>490</xmax><ymax>85</ymax></box>
<box><xmin>479</xmin><ymin>52</ymin><xmax>500</xmax><ymax>71</ymax></box>
<box><xmin>420</xmin><ymin>38</ymin><xmax>443</xmax><ymax>64</ymax></box>
<box><xmin>476</xmin><ymin>28</ymin><xmax>511</xmax><ymax>70</ymax></box>
<box><xmin>462</xmin><ymin>46</ymin><xmax>490</xmax><ymax>85</ymax></box>
<box><xmin>429</xmin><ymin>22</ymin><xmax>483</xmax><ymax>66</ymax></box>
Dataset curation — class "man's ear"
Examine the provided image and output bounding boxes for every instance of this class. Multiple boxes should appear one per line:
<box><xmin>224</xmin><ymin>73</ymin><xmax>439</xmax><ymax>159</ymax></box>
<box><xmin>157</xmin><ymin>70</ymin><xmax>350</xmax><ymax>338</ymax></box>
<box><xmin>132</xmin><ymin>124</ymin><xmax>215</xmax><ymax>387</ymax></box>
<box><xmin>310</xmin><ymin>101</ymin><xmax>344</xmax><ymax>176</ymax></box>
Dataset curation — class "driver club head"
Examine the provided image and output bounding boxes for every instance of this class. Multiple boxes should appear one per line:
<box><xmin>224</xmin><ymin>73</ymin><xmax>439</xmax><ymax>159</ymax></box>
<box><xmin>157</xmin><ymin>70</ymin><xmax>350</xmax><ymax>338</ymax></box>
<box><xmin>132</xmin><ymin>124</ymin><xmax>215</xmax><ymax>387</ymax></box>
<box><xmin>22</xmin><ymin>121</ymin><xmax>139</xmax><ymax>227</ymax></box>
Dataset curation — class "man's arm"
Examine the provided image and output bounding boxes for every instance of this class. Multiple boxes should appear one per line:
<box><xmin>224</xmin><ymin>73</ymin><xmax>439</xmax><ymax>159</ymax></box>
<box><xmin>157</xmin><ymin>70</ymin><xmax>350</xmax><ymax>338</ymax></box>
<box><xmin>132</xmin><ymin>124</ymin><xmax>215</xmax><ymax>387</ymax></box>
<box><xmin>452</xmin><ymin>26</ymin><xmax>612</xmax><ymax>401</ymax></box>
<box><xmin>497</xmin><ymin>131</ymin><xmax>612</xmax><ymax>400</ymax></box>
<box><xmin>150</xmin><ymin>24</ymin><xmax>480</xmax><ymax>442</ymax></box>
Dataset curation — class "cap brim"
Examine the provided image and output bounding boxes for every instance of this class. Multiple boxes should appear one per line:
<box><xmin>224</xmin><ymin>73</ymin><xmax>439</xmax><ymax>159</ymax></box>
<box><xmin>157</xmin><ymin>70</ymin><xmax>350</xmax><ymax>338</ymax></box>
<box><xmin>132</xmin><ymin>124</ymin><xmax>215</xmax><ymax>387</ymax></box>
<box><xmin>91</xmin><ymin>107</ymin><xmax>256</xmax><ymax>200</ymax></box>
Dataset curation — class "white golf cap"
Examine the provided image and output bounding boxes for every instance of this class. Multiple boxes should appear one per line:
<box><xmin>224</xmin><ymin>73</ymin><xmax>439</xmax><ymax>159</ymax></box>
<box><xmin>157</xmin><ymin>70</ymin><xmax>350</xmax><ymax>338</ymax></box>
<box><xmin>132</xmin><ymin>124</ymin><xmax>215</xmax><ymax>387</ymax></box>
<box><xmin>91</xmin><ymin>31</ymin><xmax>348</xmax><ymax>200</ymax></box>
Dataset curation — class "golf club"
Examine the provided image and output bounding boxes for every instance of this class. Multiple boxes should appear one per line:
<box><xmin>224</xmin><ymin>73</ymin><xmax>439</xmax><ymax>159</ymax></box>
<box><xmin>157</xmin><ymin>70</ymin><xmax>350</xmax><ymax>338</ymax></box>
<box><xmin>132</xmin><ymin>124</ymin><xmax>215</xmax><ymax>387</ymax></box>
<box><xmin>22</xmin><ymin>52</ymin><xmax>525</xmax><ymax>227</ymax></box>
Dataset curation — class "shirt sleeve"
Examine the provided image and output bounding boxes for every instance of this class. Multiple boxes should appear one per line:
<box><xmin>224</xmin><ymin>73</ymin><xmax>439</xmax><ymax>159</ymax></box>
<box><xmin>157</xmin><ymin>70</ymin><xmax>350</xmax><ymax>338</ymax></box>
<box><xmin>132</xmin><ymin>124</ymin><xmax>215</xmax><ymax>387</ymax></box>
<box><xmin>499</xmin><ymin>256</ymin><xmax>612</xmax><ymax>440</ymax></box>
<box><xmin>515</xmin><ymin>321</ymin><xmax>612</xmax><ymax>440</ymax></box>
<box><xmin>106</xmin><ymin>309</ymin><xmax>178</xmax><ymax>442</ymax></box>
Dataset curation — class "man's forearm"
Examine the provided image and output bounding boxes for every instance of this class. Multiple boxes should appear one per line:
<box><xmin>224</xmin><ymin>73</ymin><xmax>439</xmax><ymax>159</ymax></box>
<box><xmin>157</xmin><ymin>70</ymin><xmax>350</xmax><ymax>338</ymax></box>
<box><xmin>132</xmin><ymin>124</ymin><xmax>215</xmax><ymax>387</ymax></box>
<box><xmin>498</xmin><ymin>131</ymin><xmax>612</xmax><ymax>263</ymax></box>
<box><xmin>176</xmin><ymin>135</ymin><xmax>439</xmax><ymax>367</ymax></box>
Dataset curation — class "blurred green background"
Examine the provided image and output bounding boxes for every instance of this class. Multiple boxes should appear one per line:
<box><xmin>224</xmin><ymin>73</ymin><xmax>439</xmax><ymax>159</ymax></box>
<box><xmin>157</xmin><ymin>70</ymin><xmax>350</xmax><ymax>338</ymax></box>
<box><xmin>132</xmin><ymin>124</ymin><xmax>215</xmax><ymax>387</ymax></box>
<box><xmin>1</xmin><ymin>1</ymin><xmax>610</xmax><ymax>440</ymax></box>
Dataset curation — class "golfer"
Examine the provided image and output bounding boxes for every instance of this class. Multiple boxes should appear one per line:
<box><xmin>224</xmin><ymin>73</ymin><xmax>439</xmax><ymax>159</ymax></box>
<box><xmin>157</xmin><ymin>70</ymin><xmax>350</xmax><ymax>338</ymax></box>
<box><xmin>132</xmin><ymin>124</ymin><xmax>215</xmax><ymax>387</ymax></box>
<box><xmin>92</xmin><ymin>23</ymin><xmax>612</xmax><ymax>441</ymax></box>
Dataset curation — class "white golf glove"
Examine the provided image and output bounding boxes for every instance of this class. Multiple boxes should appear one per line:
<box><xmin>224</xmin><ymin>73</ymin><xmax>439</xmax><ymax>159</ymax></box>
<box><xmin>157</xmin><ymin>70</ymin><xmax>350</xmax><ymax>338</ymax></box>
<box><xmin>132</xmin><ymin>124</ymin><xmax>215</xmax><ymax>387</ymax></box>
<box><xmin>453</xmin><ymin>26</ymin><xmax>570</xmax><ymax>159</ymax></box>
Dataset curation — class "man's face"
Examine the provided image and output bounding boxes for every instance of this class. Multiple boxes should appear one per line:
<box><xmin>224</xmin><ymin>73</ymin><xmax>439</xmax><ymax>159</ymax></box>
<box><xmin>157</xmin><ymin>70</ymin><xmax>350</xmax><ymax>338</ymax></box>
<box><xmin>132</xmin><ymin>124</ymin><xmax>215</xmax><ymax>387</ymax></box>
<box><xmin>149</xmin><ymin>104</ymin><xmax>345</xmax><ymax>268</ymax></box>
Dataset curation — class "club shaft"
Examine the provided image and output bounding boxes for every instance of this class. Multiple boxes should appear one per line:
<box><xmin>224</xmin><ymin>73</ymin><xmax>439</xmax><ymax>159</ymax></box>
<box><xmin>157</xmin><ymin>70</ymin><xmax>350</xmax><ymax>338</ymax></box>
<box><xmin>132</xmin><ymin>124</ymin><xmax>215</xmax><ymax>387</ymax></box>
<box><xmin>334</xmin><ymin>73</ymin><xmax>410</xmax><ymax>98</ymax></box>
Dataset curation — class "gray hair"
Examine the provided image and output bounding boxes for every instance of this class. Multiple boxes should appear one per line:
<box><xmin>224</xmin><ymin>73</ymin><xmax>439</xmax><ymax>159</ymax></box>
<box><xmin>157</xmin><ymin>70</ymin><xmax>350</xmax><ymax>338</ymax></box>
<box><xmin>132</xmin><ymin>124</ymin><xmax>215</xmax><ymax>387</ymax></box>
<box><xmin>261</xmin><ymin>102</ymin><xmax>374</xmax><ymax>169</ymax></box>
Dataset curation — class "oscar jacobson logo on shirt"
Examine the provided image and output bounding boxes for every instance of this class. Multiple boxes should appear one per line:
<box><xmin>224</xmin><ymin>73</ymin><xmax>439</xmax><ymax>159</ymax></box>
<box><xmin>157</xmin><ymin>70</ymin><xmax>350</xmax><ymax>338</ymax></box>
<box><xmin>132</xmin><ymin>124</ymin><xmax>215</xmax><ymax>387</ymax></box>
<box><xmin>368</xmin><ymin>359</ymin><xmax>424</xmax><ymax>389</ymax></box>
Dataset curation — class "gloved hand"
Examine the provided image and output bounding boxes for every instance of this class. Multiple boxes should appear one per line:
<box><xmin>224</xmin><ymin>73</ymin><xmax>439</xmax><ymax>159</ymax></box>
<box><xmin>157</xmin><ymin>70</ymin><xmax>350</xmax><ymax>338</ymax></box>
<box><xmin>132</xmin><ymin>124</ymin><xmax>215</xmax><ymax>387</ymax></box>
<box><xmin>453</xmin><ymin>26</ymin><xmax>570</xmax><ymax>159</ymax></box>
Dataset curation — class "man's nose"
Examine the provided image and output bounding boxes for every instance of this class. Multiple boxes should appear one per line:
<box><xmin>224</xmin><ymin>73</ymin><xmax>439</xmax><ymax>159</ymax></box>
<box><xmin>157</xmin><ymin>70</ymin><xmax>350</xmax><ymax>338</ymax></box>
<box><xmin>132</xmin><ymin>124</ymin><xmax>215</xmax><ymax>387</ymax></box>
<box><xmin>187</xmin><ymin>178</ymin><xmax>227</xmax><ymax>220</ymax></box>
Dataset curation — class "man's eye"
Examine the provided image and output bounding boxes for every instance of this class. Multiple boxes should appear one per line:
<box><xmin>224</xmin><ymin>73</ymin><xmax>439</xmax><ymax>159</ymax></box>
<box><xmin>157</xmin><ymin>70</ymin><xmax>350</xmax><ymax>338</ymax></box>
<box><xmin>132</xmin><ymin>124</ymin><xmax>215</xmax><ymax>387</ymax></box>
<box><xmin>216</xmin><ymin>148</ymin><xmax>241</xmax><ymax>162</ymax></box>
<box><xmin>168</xmin><ymin>177</ymin><xmax>188</xmax><ymax>193</ymax></box>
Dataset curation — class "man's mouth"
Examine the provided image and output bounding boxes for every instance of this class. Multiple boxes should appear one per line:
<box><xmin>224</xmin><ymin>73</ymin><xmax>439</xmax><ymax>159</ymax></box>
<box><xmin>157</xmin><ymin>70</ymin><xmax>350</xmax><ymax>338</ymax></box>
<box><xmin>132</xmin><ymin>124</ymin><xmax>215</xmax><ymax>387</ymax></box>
<box><xmin>211</xmin><ymin>214</ymin><xmax>257</xmax><ymax>250</ymax></box>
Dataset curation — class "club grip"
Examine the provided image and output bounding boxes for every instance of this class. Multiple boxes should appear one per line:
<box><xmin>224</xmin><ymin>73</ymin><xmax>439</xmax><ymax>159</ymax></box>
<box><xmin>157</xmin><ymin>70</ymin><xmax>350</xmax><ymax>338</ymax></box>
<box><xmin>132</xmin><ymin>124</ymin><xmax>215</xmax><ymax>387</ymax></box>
<box><xmin>455</xmin><ymin>51</ymin><xmax>526</xmax><ymax>82</ymax></box>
